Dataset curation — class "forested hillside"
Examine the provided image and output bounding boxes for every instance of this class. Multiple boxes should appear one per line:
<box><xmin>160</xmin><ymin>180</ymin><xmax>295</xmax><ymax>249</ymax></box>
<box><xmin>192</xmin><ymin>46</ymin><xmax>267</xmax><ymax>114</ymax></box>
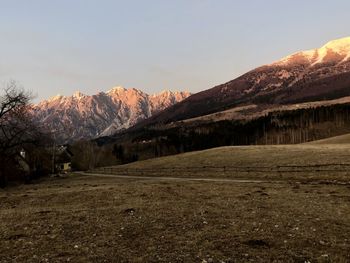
<box><xmin>99</xmin><ymin>102</ymin><xmax>350</xmax><ymax>164</ymax></box>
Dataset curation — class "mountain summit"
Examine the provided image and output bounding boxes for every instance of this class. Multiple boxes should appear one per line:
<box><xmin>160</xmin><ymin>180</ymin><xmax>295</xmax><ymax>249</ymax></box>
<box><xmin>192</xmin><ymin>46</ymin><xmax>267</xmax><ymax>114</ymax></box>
<box><xmin>275</xmin><ymin>36</ymin><xmax>350</xmax><ymax>66</ymax></box>
<box><xmin>33</xmin><ymin>87</ymin><xmax>190</xmax><ymax>142</ymax></box>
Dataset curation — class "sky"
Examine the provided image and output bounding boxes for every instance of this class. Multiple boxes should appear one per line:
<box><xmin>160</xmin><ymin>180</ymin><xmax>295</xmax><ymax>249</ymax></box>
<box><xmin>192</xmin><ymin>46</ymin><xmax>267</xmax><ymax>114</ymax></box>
<box><xmin>0</xmin><ymin>0</ymin><xmax>349</xmax><ymax>102</ymax></box>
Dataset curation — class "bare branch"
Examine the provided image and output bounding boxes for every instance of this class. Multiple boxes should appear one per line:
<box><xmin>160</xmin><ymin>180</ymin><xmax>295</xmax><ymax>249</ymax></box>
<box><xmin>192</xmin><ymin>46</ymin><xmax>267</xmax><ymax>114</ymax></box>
<box><xmin>0</xmin><ymin>81</ymin><xmax>32</xmax><ymax>119</ymax></box>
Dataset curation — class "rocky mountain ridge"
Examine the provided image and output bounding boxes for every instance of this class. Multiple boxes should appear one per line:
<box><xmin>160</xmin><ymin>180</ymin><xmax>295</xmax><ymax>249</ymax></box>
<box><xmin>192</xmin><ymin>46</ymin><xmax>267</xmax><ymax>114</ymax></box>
<box><xmin>32</xmin><ymin>87</ymin><xmax>190</xmax><ymax>142</ymax></box>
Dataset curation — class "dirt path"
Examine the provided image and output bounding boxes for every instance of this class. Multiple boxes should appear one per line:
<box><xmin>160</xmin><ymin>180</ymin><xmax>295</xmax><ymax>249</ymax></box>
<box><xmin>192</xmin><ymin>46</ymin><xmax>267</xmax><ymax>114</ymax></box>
<box><xmin>77</xmin><ymin>172</ymin><xmax>281</xmax><ymax>184</ymax></box>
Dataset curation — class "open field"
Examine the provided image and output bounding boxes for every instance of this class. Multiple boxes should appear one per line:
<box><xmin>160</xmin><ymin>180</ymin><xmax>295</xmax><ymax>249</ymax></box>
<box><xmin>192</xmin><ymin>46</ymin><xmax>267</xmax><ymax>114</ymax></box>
<box><xmin>1</xmin><ymin>144</ymin><xmax>350</xmax><ymax>262</ymax></box>
<box><xmin>306</xmin><ymin>133</ymin><xmax>350</xmax><ymax>145</ymax></box>
<box><xmin>93</xmin><ymin>144</ymin><xmax>350</xmax><ymax>182</ymax></box>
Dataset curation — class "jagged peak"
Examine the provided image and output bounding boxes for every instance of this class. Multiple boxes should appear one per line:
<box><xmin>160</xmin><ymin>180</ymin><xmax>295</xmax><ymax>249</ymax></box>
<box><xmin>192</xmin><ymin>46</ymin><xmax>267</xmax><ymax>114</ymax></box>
<box><xmin>40</xmin><ymin>87</ymin><xmax>190</xmax><ymax>105</ymax></box>
<box><xmin>73</xmin><ymin>91</ymin><xmax>86</xmax><ymax>98</ymax></box>
<box><xmin>150</xmin><ymin>90</ymin><xmax>169</xmax><ymax>98</ymax></box>
<box><xmin>159</xmin><ymin>89</ymin><xmax>172</xmax><ymax>95</ymax></box>
<box><xmin>151</xmin><ymin>90</ymin><xmax>191</xmax><ymax>98</ymax></box>
<box><xmin>107</xmin><ymin>87</ymin><xmax>148</xmax><ymax>98</ymax></box>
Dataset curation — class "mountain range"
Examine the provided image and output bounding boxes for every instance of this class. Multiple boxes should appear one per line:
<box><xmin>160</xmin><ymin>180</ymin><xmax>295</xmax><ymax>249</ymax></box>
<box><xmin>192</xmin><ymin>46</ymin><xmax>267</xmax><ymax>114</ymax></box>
<box><xmin>33</xmin><ymin>36</ymin><xmax>350</xmax><ymax>143</ymax></box>
<box><xmin>137</xmin><ymin>36</ymin><xmax>350</xmax><ymax>127</ymax></box>
<box><xmin>32</xmin><ymin>87</ymin><xmax>190</xmax><ymax>142</ymax></box>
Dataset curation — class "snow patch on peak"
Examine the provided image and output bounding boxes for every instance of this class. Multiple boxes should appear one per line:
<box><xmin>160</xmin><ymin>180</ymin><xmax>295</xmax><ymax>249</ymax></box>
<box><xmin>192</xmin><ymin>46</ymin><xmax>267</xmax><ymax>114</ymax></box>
<box><xmin>323</xmin><ymin>37</ymin><xmax>350</xmax><ymax>52</ymax></box>
<box><xmin>107</xmin><ymin>86</ymin><xmax>126</xmax><ymax>94</ymax></box>
<box><xmin>272</xmin><ymin>36</ymin><xmax>350</xmax><ymax>66</ymax></box>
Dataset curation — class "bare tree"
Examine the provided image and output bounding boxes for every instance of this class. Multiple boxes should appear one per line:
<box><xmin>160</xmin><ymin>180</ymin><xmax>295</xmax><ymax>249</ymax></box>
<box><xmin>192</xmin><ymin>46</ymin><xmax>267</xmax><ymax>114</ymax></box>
<box><xmin>0</xmin><ymin>81</ymin><xmax>30</xmax><ymax>118</ymax></box>
<box><xmin>0</xmin><ymin>81</ymin><xmax>46</xmax><ymax>186</ymax></box>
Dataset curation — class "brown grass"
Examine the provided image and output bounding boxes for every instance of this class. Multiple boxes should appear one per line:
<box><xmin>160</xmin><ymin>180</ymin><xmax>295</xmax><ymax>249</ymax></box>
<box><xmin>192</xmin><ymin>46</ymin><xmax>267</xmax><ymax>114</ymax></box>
<box><xmin>306</xmin><ymin>133</ymin><xmax>350</xmax><ymax>145</ymax></box>
<box><xmin>94</xmin><ymin>144</ymin><xmax>350</xmax><ymax>182</ymax></box>
<box><xmin>1</xmin><ymin>144</ymin><xmax>350</xmax><ymax>262</ymax></box>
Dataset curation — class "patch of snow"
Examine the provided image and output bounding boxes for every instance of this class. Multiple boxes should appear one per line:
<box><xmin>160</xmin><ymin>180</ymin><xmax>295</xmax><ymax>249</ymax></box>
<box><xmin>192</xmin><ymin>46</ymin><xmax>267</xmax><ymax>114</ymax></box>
<box><xmin>271</xmin><ymin>36</ymin><xmax>350</xmax><ymax>66</ymax></box>
<box><xmin>107</xmin><ymin>86</ymin><xmax>126</xmax><ymax>94</ymax></box>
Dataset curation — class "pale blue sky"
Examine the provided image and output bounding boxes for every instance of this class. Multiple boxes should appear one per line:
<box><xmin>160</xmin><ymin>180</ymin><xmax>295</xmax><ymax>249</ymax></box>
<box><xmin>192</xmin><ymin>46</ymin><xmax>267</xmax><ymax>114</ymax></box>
<box><xmin>1</xmin><ymin>0</ymin><xmax>349</xmax><ymax>101</ymax></box>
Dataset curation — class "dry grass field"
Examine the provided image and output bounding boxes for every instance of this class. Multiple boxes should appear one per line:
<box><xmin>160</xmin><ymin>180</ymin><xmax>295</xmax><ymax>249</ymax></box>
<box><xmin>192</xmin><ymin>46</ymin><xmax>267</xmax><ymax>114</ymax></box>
<box><xmin>94</xmin><ymin>144</ymin><xmax>350</xmax><ymax>182</ymax></box>
<box><xmin>306</xmin><ymin>133</ymin><xmax>350</xmax><ymax>145</ymax></box>
<box><xmin>1</xmin><ymin>143</ymin><xmax>350</xmax><ymax>262</ymax></box>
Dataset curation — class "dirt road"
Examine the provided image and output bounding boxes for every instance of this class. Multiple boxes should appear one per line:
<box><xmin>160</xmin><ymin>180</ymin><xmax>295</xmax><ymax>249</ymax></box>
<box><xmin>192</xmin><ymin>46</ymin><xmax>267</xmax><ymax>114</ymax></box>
<box><xmin>78</xmin><ymin>172</ymin><xmax>271</xmax><ymax>183</ymax></box>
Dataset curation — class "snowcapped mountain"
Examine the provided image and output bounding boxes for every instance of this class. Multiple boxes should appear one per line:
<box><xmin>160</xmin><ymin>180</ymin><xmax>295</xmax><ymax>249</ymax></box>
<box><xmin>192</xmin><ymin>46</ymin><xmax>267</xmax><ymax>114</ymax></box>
<box><xmin>274</xmin><ymin>37</ymin><xmax>350</xmax><ymax>66</ymax></box>
<box><xmin>239</xmin><ymin>36</ymin><xmax>350</xmax><ymax>103</ymax></box>
<box><xmin>136</xmin><ymin>36</ymin><xmax>350</xmax><ymax>125</ymax></box>
<box><xmin>32</xmin><ymin>87</ymin><xmax>190</xmax><ymax>142</ymax></box>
